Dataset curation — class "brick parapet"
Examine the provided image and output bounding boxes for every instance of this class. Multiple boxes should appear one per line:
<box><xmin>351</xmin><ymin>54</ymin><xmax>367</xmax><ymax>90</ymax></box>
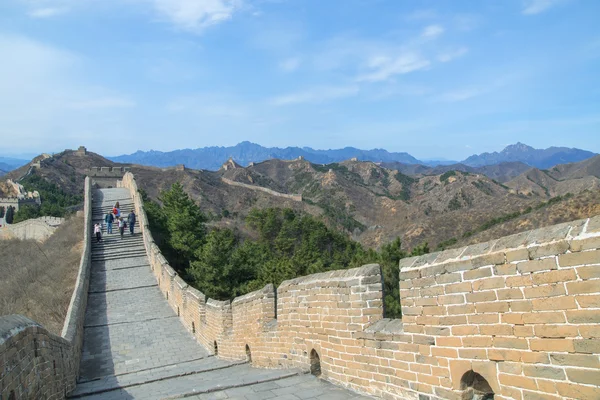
<box><xmin>119</xmin><ymin>172</ymin><xmax>600</xmax><ymax>400</ymax></box>
<box><xmin>0</xmin><ymin>177</ymin><xmax>92</xmax><ymax>399</ymax></box>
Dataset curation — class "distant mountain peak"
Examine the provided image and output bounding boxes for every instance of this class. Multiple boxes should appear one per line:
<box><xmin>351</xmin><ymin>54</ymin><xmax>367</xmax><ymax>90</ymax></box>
<box><xmin>502</xmin><ymin>142</ymin><xmax>535</xmax><ymax>153</ymax></box>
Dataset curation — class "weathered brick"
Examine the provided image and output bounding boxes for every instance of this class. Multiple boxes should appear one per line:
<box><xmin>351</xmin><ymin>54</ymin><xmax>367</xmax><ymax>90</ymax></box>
<box><xmin>451</xmin><ymin>325</ymin><xmax>479</xmax><ymax>336</ymax></box>
<box><xmin>513</xmin><ymin>325</ymin><xmax>534</xmax><ymax>337</ymax></box>
<box><xmin>509</xmin><ymin>300</ymin><xmax>533</xmax><ymax>312</ymax></box>
<box><xmin>462</xmin><ymin>337</ymin><xmax>492</xmax><ymax>347</ymax></box>
<box><xmin>435</xmin><ymin>272</ymin><xmax>462</xmax><ymax>284</ymax></box>
<box><xmin>436</xmin><ymin>336</ymin><xmax>462</xmax><ymax>347</ymax></box>
<box><xmin>558</xmin><ymin>250</ymin><xmax>600</xmax><ymax>267</ymax></box>
<box><xmin>534</xmin><ymin>325</ymin><xmax>578</xmax><ymax>338</ymax></box>
<box><xmin>523</xmin><ymin>284</ymin><xmax>565</xmax><ymax>299</ymax></box>
<box><xmin>550</xmin><ymin>353</ymin><xmax>600</xmax><ymax>368</ymax></box>
<box><xmin>536</xmin><ymin>378</ymin><xmax>558</xmax><ymax>395</ymax></box>
<box><xmin>431</xmin><ymin>347</ymin><xmax>457</xmax><ymax>358</ymax></box>
<box><xmin>517</xmin><ymin>258</ymin><xmax>557</xmax><ymax>274</ymax></box>
<box><xmin>530</xmin><ymin>339</ymin><xmax>574</xmax><ymax>352</ymax></box>
<box><xmin>493</xmin><ymin>337</ymin><xmax>527</xmax><ymax>349</ymax></box>
<box><xmin>506</xmin><ymin>275</ymin><xmax>533</xmax><ymax>288</ymax></box>
<box><xmin>415</xmin><ymin>297</ymin><xmax>438</xmax><ymax>306</ymax></box>
<box><xmin>489</xmin><ymin>349</ymin><xmax>521</xmax><ymax>362</ymax></box>
<box><xmin>575</xmin><ymin>294</ymin><xmax>600</xmax><ymax>308</ymax></box>
<box><xmin>420</xmin><ymin>286</ymin><xmax>444</xmax><ymax>297</ymax></box>
<box><xmin>476</xmin><ymin>301</ymin><xmax>509</xmax><ymax>313</ymax></box>
<box><xmin>528</xmin><ymin>241</ymin><xmax>570</xmax><ymax>259</ymax></box>
<box><xmin>522</xmin><ymin>311</ymin><xmax>565</xmax><ymax>324</ymax></box>
<box><xmin>566</xmin><ymin>280</ymin><xmax>600</xmax><ymax>295</ymax></box>
<box><xmin>556</xmin><ymin>382</ymin><xmax>600</xmax><ymax>399</ymax></box>
<box><xmin>531</xmin><ymin>269</ymin><xmax>577</xmax><ymax>285</ymax></box>
<box><xmin>446</xmin><ymin>304</ymin><xmax>475</xmax><ymax>315</ymax></box>
<box><xmin>497</xmin><ymin>288</ymin><xmax>523</xmax><ymax>300</ymax></box>
<box><xmin>437</xmin><ymin>294</ymin><xmax>465</xmax><ymax>305</ymax></box>
<box><xmin>498</xmin><ymin>373</ymin><xmax>537</xmax><ymax>390</ymax></box>
<box><xmin>576</xmin><ymin>265</ymin><xmax>600</xmax><ymax>279</ymax></box>
<box><xmin>468</xmin><ymin>314</ymin><xmax>499</xmax><ymax>324</ymax></box>
<box><xmin>505</xmin><ymin>248</ymin><xmax>529</xmax><ymax>263</ymax></box>
<box><xmin>578</xmin><ymin>325</ymin><xmax>600</xmax><ymax>338</ymax></box>
<box><xmin>466</xmin><ymin>291</ymin><xmax>496</xmax><ymax>303</ymax></box>
<box><xmin>472</xmin><ymin>277</ymin><xmax>505</xmax><ymax>291</ymax></box>
<box><xmin>444</xmin><ymin>282</ymin><xmax>472</xmax><ymax>294</ymax></box>
<box><xmin>494</xmin><ymin>263</ymin><xmax>518</xmax><ymax>276</ymax></box>
<box><xmin>573</xmin><ymin>339</ymin><xmax>600</xmax><ymax>354</ymax></box>
<box><xmin>464</xmin><ymin>267</ymin><xmax>493</xmax><ymax>280</ymax></box>
<box><xmin>523</xmin><ymin>365</ymin><xmax>565</xmax><ymax>380</ymax></box>
<box><xmin>570</xmin><ymin>236</ymin><xmax>600</xmax><ymax>252</ymax></box>
<box><xmin>458</xmin><ymin>348</ymin><xmax>487</xmax><ymax>360</ymax></box>
<box><xmin>565</xmin><ymin>368</ymin><xmax>600</xmax><ymax>385</ymax></box>
<box><xmin>501</xmin><ymin>313</ymin><xmax>524</xmax><ymax>325</ymax></box>
<box><xmin>480</xmin><ymin>325</ymin><xmax>513</xmax><ymax>336</ymax></box>
<box><xmin>531</xmin><ymin>296</ymin><xmax>577</xmax><ymax>311</ymax></box>
<box><xmin>521</xmin><ymin>351</ymin><xmax>549</xmax><ymax>364</ymax></box>
<box><xmin>522</xmin><ymin>390</ymin><xmax>561</xmax><ymax>400</ymax></box>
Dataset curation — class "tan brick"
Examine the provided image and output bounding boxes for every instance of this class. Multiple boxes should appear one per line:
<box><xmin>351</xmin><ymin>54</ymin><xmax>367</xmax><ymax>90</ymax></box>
<box><xmin>509</xmin><ymin>300</ymin><xmax>533</xmax><ymax>312</ymax></box>
<box><xmin>420</xmin><ymin>286</ymin><xmax>445</xmax><ymax>297</ymax></box>
<box><xmin>558</xmin><ymin>250</ymin><xmax>600</xmax><ymax>267</ymax></box>
<box><xmin>565</xmin><ymin>368</ymin><xmax>600</xmax><ymax>385</ymax></box>
<box><xmin>464</xmin><ymin>267</ymin><xmax>492</xmax><ymax>280</ymax></box>
<box><xmin>522</xmin><ymin>391</ymin><xmax>562</xmax><ymax>400</ymax></box>
<box><xmin>570</xmin><ymin>236</ymin><xmax>600</xmax><ymax>252</ymax></box>
<box><xmin>422</xmin><ymin>306</ymin><xmax>445</xmax><ymax>315</ymax></box>
<box><xmin>534</xmin><ymin>325</ymin><xmax>579</xmax><ymax>338</ymax></box>
<box><xmin>499</xmin><ymin>373</ymin><xmax>537</xmax><ymax>390</ymax></box>
<box><xmin>505</xmin><ymin>248</ymin><xmax>529</xmax><ymax>263</ymax></box>
<box><xmin>497</xmin><ymin>288</ymin><xmax>523</xmax><ymax>300</ymax></box>
<box><xmin>466</xmin><ymin>291</ymin><xmax>496</xmax><ymax>303</ymax></box>
<box><xmin>576</xmin><ymin>265</ymin><xmax>600</xmax><ymax>279</ymax></box>
<box><xmin>514</xmin><ymin>325</ymin><xmax>534</xmax><ymax>337</ymax></box>
<box><xmin>556</xmin><ymin>382</ymin><xmax>600</xmax><ymax>399</ymax></box>
<box><xmin>517</xmin><ymin>258</ymin><xmax>557</xmax><ymax>273</ymax></box>
<box><xmin>550</xmin><ymin>353</ymin><xmax>600</xmax><ymax>368</ymax></box>
<box><xmin>566</xmin><ymin>280</ymin><xmax>600</xmax><ymax>295</ymax></box>
<box><xmin>530</xmin><ymin>339</ymin><xmax>574</xmax><ymax>352</ymax></box>
<box><xmin>445</xmin><ymin>282</ymin><xmax>472</xmax><ymax>294</ymax></box>
<box><xmin>437</xmin><ymin>294</ymin><xmax>465</xmax><ymax>305</ymax></box>
<box><xmin>494</xmin><ymin>263</ymin><xmax>518</xmax><ymax>275</ymax></box>
<box><xmin>498</xmin><ymin>361</ymin><xmax>522</xmax><ymax>374</ymax></box>
<box><xmin>521</xmin><ymin>351</ymin><xmax>549</xmax><ymax>364</ymax></box>
<box><xmin>573</xmin><ymin>339</ymin><xmax>600</xmax><ymax>354</ymax></box>
<box><xmin>501</xmin><ymin>313</ymin><xmax>524</xmax><ymax>325</ymax></box>
<box><xmin>523</xmin><ymin>284</ymin><xmax>566</xmax><ymax>299</ymax></box>
<box><xmin>462</xmin><ymin>337</ymin><xmax>492</xmax><ymax>347</ymax></box>
<box><xmin>468</xmin><ymin>314</ymin><xmax>499</xmax><ymax>324</ymax></box>
<box><xmin>536</xmin><ymin>379</ymin><xmax>558</xmax><ymax>395</ymax></box>
<box><xmin>451</xmin><ymin>325</ymin><xmax>478</xmax><ymax>335</ymax></box>
<box><xmin>415</xmin><ymin>297</ymin><xmax>438</xmax><ymax>306</ymax></box>
<box><xmin>489</xmin><ymin>349</ymin><xmax>521</xmax><ymax>362</ymax></box>
<box><xmin>529</xmin><ymin>240</ymin><xmax>570</xmax><ymax>259</ymax></box>
<box><xmin>472</xmin><ymin>277</ymin><xmax>505</xmax><ymax>291</ymax></box>
<box><xmin>493</xmin><ymin>337</ymin><xmax>528</xmax><ymax>349</ymax></box>
<box><xmin>480</xmin><ymin>325</ymin><xmax>513</xmax><ymax>336</ymax></box>
<box><xmin>436</xmin><ymin>336</ymin><xmax>462</xmax><ymax>347</ymax></box>
<box><xmin>531</xmin><ymin>269</ymin><xmax>577</xmax><ymax>285</ymax></box>
<box><xmin>579</xmin><ymin>325</ymin><xmax>600</xmax><ymax>338</ymax></box>
<box><xmin>522</xmin><ymin>312</ymin><xmax>565</xmax><ymax>324</ymax></box>
<box><xmin>446</xmin><ymin>304</ymin><xmax>475</xmax><ymax>315</ymax></box>
<box><xmin>476</xmin><ymin>301</ymin><xmax>509</xmax><ymax>313</ymax></box>
<box><xmin>506</xmin><ymin>275</ymin><xmax>533</xmax><ymax>287</ymax></box>
<box><xmin>576</xmin><ymin>294</ymin><xmax>600</xmax><ymax>308</ymax></box>
<box><xmin>440</xmin><ymin>315</ymin><xmax>467</xmax><ymax>325</ymax></box>
<box><xmin>431</xmin><ymin>347</ymin><xmax>457</xmax><ymax>358</ymax></box>
<box><xmin>523</xmin><ymin>365</ymin><xmax>565</xmax><ymax>380</ymax></box>
<box><xmin>532</xmin><ymin>296</ymin><xmax>577</xmax><ymax>311</ymax></box>
<box><xmin>435</xmin><ymin>272</ymin><xmax>462</xmax><ymax>284</ymax></box>
<box><xmin>459</xmin><ymin>348</ymin><xmax>487</xmax><ymax>359</ymax></box>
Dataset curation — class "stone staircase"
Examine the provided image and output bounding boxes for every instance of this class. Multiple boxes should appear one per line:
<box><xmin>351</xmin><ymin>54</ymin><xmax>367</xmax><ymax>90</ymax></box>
<box><xmin>69</xmin><ymin>188</ymin><xmax>373</xmax><ymax>400</ymax></box>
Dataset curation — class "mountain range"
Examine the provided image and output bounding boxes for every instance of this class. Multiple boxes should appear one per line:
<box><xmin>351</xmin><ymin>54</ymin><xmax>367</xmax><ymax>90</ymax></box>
<box><xmin>108</xmin><ymin>141</ymin><xmax>597</xmax><ymax>171</ymax></box>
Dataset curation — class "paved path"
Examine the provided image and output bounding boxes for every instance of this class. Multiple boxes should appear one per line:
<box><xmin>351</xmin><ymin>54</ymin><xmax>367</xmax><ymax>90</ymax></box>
<box><xmin>70</xmin><ymin>188</ymin><xmax>374</xmax><ymax>400</ymax></box>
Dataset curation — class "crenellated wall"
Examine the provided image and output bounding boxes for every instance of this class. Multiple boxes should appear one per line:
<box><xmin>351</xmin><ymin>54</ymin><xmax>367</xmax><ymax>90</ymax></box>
<box><xmin>120</xmin><ymin>172</ymin><xmax>600</xmax><ymax>400</ymax></box>
<box><xmin>0</xmin><ymin>177</ymin><xmax>92</xmax><ymax>399</ymax></box>
<box><xmin>0</xmin><ymin>216</ymin><xmax>65</xmax><ymax>241</ymax></box>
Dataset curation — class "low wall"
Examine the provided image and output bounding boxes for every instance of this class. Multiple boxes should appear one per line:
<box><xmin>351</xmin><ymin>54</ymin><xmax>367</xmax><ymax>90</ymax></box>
<box><xmin>120</xmin><ymin>172</ymin><xmax>600</xmax><ymax>400</ymax></box>
<box><xmin>0</xmin><ymin>216</ymin><xmax>65</xmax><ymax>241</ymax></box>
<box><xmin>0</xmin><ymin>177</ymin><xmax>92</xmax><ymax>399</ymax></box>
<box><xmin>221</xmin><ymin>177</ymin><xmax>302</xmax><ymax>201</ymax></box>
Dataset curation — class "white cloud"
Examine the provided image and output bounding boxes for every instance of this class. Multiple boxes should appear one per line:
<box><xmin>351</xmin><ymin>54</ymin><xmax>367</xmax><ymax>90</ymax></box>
<box><xmin>522</xmin><ymin>0</ymin><xmax>565</xmax><ymax>15</ymax></box>
<box><xmin>438</xmin><ymin>47</ymin><xmax>468</xmax><ymax>62</ymax></box>
<box><xmin>421</xmin><ymin>24</ymin><xmax>444</xmax><ymax>39</ymax></box>
<box><xmin>357</xmin><ymin>53</ymin><xmax>430</xmax><ymax>82</ymax></box>
<box><xmin>270</xmin><ymin>86</ymin><xmax>359</xmax><ymax>106</ymax></box>
<box><xmin>28</xmin><ymin>7</ymin><xmax>66</xmax><ymax>18</ymax></box>
<box><xmin>152</xmin><ymin>0</ymin><xmax>242</xmax><ymax>32</ymax></box>
<box><xmin>279</xmin><ymin>57</ymin><xmax>300</xmax><ymax>72</ymax></box>
<box><xmin>68</xmin><ymin>97</ymin><xmax>136</xmax><ymax>109</ymax></box>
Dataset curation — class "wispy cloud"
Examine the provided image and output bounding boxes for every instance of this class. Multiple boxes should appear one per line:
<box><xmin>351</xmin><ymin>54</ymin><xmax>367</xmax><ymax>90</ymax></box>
<box><xmin>438</xmin><ymin>47</ymin><xmax>468</xmax><ymax>62</ymax></box>
<box><xmin>422</xmin><ymin>24</ymin><xmax>444</xmax><ymax>39</ymax></box>
<box><xmin>152</xmin><ymin>0</ymin><xmax>242</xmax><ymax>32</ymax></box>
<box><xmin>522</xmin><ymin>0</ymin><xmax>565</xmax><ymax>15</ymax></box>
<box><xmin>67</xmin><ymin>97</ymin><xmax>136</xmax><ymax>109</ymax></box>
<box><xmin>28</xmin><ymin>7</ymin><xmax>67</xmax><ymax>18</ymax></box>
<box><xmin>279</xmin><ymin>57</ymin><xmax>300</xmax><ymax>72</ymax></box>
<box><xmin>357</xmin><ymin>53</ymin><xmax>430</xmax><ymax>82</ymax></box>
<box><xmin>270</xmin><ymin>85</ymin><xmax>359</xmax><ymax>106</ymax></box>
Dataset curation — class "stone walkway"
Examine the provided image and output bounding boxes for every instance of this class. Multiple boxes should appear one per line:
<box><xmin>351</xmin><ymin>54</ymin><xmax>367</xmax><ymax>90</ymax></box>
<box><xmin>69</xmin><ymin>188</ymin><xmax>374</xmax><ymax>400</ymax></box>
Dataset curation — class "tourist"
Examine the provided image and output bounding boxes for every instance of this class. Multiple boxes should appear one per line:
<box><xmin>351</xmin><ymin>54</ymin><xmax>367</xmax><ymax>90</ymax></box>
<box><xmin>118</xmin><ymin>217</ymin><xmax>125</xmax><ymax>239</ymax></box>
<box><xmin>94</xmin><ymin>223</ymin><xmax>102</xmax><ymax>243</ymax></box>
<box><xmin>105</xmin><ymin>211</ymin><xmax>114</xmax><ymax>234</ymax></box>
<box><xmin>128</xmin><ymin>210</ymin><xmax>136</xmax><ymax>235</ymax></box>
<box><xmin>113</xmin><ymin>201</ymin><xmax>121</xmax><ymax>218</ymax></box>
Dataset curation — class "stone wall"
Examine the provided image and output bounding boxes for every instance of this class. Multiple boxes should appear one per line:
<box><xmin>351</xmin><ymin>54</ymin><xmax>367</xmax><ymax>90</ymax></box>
<box><xmin>120</xmin><ymin>172</ymin><xmax>600</xmax><ymax>400</ymax></box>
<box><xmin>0</xmin><ymin>216</ymin><xmax>65</xmax><ymax>241</ymax></box>
<box><xmin>221</xmin><ymin>177</ymin><xmax>302</xmax><ymax>201</ymax></box>
<box><xmin>0</xmin><ymin>177</ymin><xmax>92</xmax><ymax>399</ymax></box>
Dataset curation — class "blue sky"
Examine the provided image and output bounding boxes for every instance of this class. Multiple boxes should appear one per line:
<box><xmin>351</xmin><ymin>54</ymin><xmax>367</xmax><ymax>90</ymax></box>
<box><xmin>1</xmin><ymin>0</ymin><xmax>599</xmax><ymax>160</ymax></box>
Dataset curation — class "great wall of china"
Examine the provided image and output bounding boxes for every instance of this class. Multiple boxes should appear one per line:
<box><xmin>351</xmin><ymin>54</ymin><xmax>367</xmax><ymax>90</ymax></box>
<box><xmin>1</xmin><ymin>172</ymin><xmax>599</xmax><ymax>399</ymax></box>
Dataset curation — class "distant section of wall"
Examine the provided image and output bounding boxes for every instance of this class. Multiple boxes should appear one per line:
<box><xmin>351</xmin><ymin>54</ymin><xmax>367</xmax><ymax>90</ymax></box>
<box><xmin>0</xmin><ymin>177</ymin><xmax>92</xmax><ymax>399</ymax></box>
<box><xmin>221</xmin><ymin>177</ymin><xmax>302</xmax><ymax>201</ymax></box>
<box><xmin>121</xmin><ymin>172</ymin><xmax>600</xmax><ymax>400</ymax></box>
<box><xmin>88</xmin><ymin>166</ymin><xmax>131</xmax><ymax>188</ymax></box>
<box><xmin>0</xmin><ymin>216</ymin><xmax>65</xmax><ymax>241</ymax></box>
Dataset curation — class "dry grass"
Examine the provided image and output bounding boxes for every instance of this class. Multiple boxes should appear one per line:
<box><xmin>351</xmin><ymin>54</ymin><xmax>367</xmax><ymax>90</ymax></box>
<box><xmin>0</xmin><ymin>214</ymin><xmax>83</xmax><ymax>335</ymax></box>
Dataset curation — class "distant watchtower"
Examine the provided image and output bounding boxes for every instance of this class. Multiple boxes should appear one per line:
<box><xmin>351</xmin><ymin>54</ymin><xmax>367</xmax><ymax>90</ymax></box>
<box><xmin>76</xmin><ymin>146</ymin><xmax>87</xmax><ymax>156</ymax></box>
